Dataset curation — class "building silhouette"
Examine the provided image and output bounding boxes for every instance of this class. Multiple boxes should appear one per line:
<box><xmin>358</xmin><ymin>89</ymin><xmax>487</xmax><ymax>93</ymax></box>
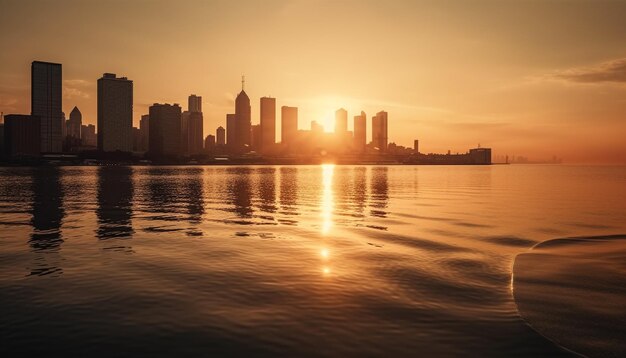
<box><xmin>97</xmin><ymin>73</ymin><xmax>133</xmax><ymax>152</ymax></box>
<box><xmin>31</xmin><ymin>61</ymin><xmax>62</xmax><ymax>153</ymax></box>
<box><xmin>4</xmin><ymin>114</ymin><xmax>41</xmax><ymax>157</ymax></box>
<box><xmin>251</xmin><ymin>124</ymin><xmax>261</xmax><ymax>152</ymax></box>
<box><xmin>260</xmin><ymin>97</ymin><xmax>276</xmax><ymax>153</ymax></box>
<box><xmin>81</xmin><ymin>124</ymin><xmax>97</xmax><ymax>147</ymax></box>
<box><xmin>234</xmin><ymin>81</ymin><xmax>251</xmax><ymax>153</ymax></box>
<box><xmin>205</xmin><ymin>134</ymin><xmax>215</xmax><ymax>152</ymax></box>
<box><xmin>188</xmin><ymin>94</ymin><xmax>202</xmax><ymax>113</ymax></box>
<box><xmin>226</xmin><ymin>113</ymin><xmax>236</xmax><ymax>149</ymax></box>
<box><xmin>216</xmin><ymin>126</ymin><xmax>225</xmax><ymax>146</ymax></box>
<box><xmin>181</xmin><ymin>111</ymin><xmax>190</xmax><ymax>155</ymax></box>
<box><xmin>353</xmin><ymin>111</ymin><xmax>366</xmax><ymax>152</ymax></box>
<box><xmin>281</xmin><ymin>106</ymin><xmax>298</xmax><ymax>146</ymax></box>
<box><xmin>132</xmin><ymin>127</ymin><xmax>141</xmax><ymax>152</ymax></box>
<box><xmin>414</xmin><ymin>139</ymin><xmax>419</xmax><ymax>154</ymax></box>
<box><xmin>187</xmin><ymin>95</ymin><xmax>203</xmax><ymax>155</ymax></box>
<box><xmin>61</xmin><ymin>111</ymin><xmax>67</xmax><ymax>139</ymax></box>
<box><xmin>372</xmin><ymin>111</ymin><xmax>388</xmax><ymax>152</ymax></box>
<box><xmin>139</xmin><ymin>114</ymin><xmax>149</xmax><ymax>152</ymax></box>
<box><xmin>335</xmin><ymin>108</ymin><xmax>347</xmax><ymax>134</ymax></box>
<box><xmin>149</xmin><ymin>103</ymin><xmax>182</xmax><ymax>160</ymax></box>
<box><xmin>67</xmin><ymin>106</ymin><xmax>82</xmax><ymax>139</ymax></box>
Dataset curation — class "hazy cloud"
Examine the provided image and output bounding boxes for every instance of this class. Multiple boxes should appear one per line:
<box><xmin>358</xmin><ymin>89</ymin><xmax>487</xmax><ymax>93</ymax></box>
<box><xmin>555</xmin><ymin>58</ymin><xmax>626</xmax><ymax>83</ymax></box>
<box><xmin>63</xmin><ymin>79</ymin><xmax>92</xmax><ymax>100</ymax></box>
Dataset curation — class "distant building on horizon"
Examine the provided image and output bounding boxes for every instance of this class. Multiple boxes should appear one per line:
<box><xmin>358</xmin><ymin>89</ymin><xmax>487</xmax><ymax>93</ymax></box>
<box><xmin>186</xmin><ymin>94</ymin><xmax>203</xmax><ymax>156</ymax></box>
<box><xmin>216</xmin><ymin>126</ymin><xmax>225</xmax><ymax>146</ymax></box>
<box><xmin>234</xmin><ymin>82</ymin><xmax>251</xmax><ymax>153</ymax></box>
<box><xmin>149</xmin><ymin>103</ymin><xmax>182</xmax><ymax>160</ymax></box>
<box><xmin>372</xmin><ymin>111</ymin><xmax>388</xmax><ymax>153</ymax></box>
<box><xmin>281</xmin><ymin>106</ymin><xmax>297</xmax><ymax>147</ymax></box>
<box><xmin>260</xmin><ymin>97</ymin><xmax>276</xmax><ymax>153</ymax></box>
<box><xmin>97</xmin><ymin>73</ymin><xmax>133</xmax><ymax>152</ymax></box>
<box><xmin>335</xmin><ymin>108</ymin><xmax>347</xmax><ymax>134</ymax></box>
<box><xmin>132</xmin><ymin>127</ymin><xmax>141</xmax><ymax>152</ymax></box>
<box><xmin>353</xmin><ymin>111</ymin><xmax>366</xmax><ymax>152</ymax></box>
<box><xmin>3</xmin><ymin>114</ymin><xmax>41</xmax><ymax>157</ymax></box>
<box><xmin>139</xmin><ymin>114</ymin><xmax>149</xmax><ymax>152</ymax></box>
<box><xmin>67</xmin><ymin>106</ymin><xmax>82</xmax><ymax>139</ymax></box>
<box><xmin>81</xmin><ymin>124</ymin><xmax>97</xmax><ymax>147</ymax></box>
<box><xmin>226</xmin><ymin>113</ymin><xmax>236</xmax><ymax>149</ymax></box>
<box><xmin>188</xmin><ymin>94</ymin><xmax>202</xmax><ymax>113</ymax></box>
<box><xmin>31</xmin><ymin>61</ymin><xmax>62</xmax><ymax>153</ymax></box>
<box><xmin>205</xmin><ymin>134</ymin><xmax>215</xmax><ymax>152</ymax></box>
<box><xmin>251</xmin><ymin>124</ymin><xmax>261</xmax><ymax>152</ymax></box>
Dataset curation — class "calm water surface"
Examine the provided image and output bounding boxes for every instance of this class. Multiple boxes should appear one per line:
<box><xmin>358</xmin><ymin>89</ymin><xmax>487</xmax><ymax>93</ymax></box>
<box><xmin>0</xmin><ymin>165</ymin><xmax>625</xmax><ymax>357</ymax></box>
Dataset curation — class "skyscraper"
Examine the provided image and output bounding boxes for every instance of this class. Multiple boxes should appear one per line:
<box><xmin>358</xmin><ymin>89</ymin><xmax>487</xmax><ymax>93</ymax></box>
<box><xmin>260</xmin><ymin>97</ymin><xmax>276</xmax><ymax>153</ymax></box>
<box><xmin>235</xmin><ymin>80</ymin><xmax>251</xmax><ymax>153</ymax></box>
<box><xmin>97</xmin><ymin>73</ymin><xmax>133</xmax><ymax>152</ymax></box>
<box><xmin>139</xmin><ymin>114</ymin><xmax>149</xmax><ymax>152</ymax></box>
<box><xmin>216</xmin><ymin>126</ymin><xmax>225</xmax><ymax>146</ymax></box>
<box><xmin>372</xmin><ymin>111</ymin><xmax>388</xmax><ymax>152</ymax></box>
<box><xmin>353</xmin><ymin>111</ymin><xmax>366</xmax><ymax>152</ymax></box>
<box><xmin>31</xmin><ymin>61</ymin><xmax>62</xmax><ymax>152</ymax></box>
<box><xmin>335</xmin><ymin>108</ymin><xmax>347</xmax><ymax>134</ymax></box>
<box><xmin>187</xmin><ymin>94</ymin><xmax>203</xmax><ymax>155</ymax></box>
<box><xmin>67</xmin><ymin>106</ymin><xmax>82</xmax><ymax>139</ymax></box>
<box><xmin>149</xmin><ymin>103</ymin><xmax>182</xmax><ymax>159</ymax></box>
<box><xmin>226</xmin><ymin>114</ymin><xmax>236</xmax><ymax>149</ymax></box>
<box><xmin>181</xmin><ymin>111</ymin><xmax>190</xmax><ymax>155</ymax></box>
<box><xmin>281</xmin><ymin>106</ymin><xmax>298</xmax><ymax>146</ymax></box>
<box><xmin>188</xmin><ymin>94</ymin><xmax>202</xmax><ymax>113</ymax></box>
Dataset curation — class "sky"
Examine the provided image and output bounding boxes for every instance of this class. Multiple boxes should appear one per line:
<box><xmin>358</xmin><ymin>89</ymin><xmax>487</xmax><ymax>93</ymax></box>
<box><xmin>1</xmin><ymin>0</ymin><xmax>626</xmax><ymax>163</ymax></box>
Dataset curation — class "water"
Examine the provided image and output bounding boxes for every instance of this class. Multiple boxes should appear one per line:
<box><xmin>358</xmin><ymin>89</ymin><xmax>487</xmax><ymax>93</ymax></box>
<box><xmin>0</xmin><ymin>165</ymin><xmax>624</xmax><ymax>357</ymax></box>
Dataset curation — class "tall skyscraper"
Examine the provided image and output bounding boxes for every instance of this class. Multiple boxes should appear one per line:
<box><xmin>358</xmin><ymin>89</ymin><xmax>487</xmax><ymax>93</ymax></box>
<box><xmin>67</xmin><ymin>106</ymin><xmax>82</xmax><ymax>138</ymax></box>
<box><xmin>188</xmin><ymin>94</ymin><xmax>202</xmax><ymax>113</ymax></box>
<box><xmin>335</xmin><ymin>108</ymin><xmax>347</xmax><ymax>134</ymax></box>
<box><xmin>281</xmin><ymin>106</ymin><xmax>298</xmax><ymax>146</ymax></box>
<box><xmin>353</xmin><ymin>111</ymin><xmax>366</xmax><ymax>152</ymax></box>
<box><xmin>31</xmin><ymin>61</ymin><xmax>62</xmax><ymax>152</ymax></box>
<box><xmin>187</xmin><ymin>94</ymin><xmax>203</xmax><ymax>155</ymax></box>
<box><xmin>97</xmin><ymin>73</ymin><xmax>133</xmax><ymax>152</ymax></box>
<box><xmin>181</xmin><ymin>111</ymin><xmax>190</xmax><ymax>155</ymax></box>
<box><xmin>149</xmin><ymin>103</ymin><xmax>182</xmax><ymax>159</ymax></box>
<box><xmin>216</xmin><ymin>126</ymin><xmax>225</xmax><ymax>146</ymax></box>
<box><xmin>372</xmin><ymin>111</ymin><xmax>388</xmax><ymax>152</ymax></box>
<box><xmin>260</xmin><ymin>97</ymin><xmax>276</xmax><ymax>153</ymax></box>
<box><xmin>235</xmin><ymin>79</ymin><xmax>251</xmax><ymax>153</ymax></box>
<box><xmin>139</xmin><ymin>114</ymin><xmax>150</xmax><ymax>152</ymax></box>
<box><xmin>226</xmin><ymin>114</ymin><xmax>236</xmax><ymax>148</ymax></box>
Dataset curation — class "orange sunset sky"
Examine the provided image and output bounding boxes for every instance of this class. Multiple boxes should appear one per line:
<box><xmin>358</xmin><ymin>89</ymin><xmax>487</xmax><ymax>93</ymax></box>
<box><xmin>1</xmin><ymin>0</ymin><xmax>625</xmax><ymax>163</ymax></box>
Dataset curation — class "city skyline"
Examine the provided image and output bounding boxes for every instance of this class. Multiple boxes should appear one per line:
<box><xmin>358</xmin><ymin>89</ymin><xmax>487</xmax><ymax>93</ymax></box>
<box><xmin>2</xmin><ymin>1</ymin><xmax>625</xmax><ymax>163</ymax></box>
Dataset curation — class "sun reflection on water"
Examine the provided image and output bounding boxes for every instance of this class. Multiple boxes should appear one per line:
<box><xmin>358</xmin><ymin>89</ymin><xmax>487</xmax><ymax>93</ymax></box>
<box><xmin>320</xmin><ymin>164</ymin><xmax>334</xmax><ymax>235</ymax></box>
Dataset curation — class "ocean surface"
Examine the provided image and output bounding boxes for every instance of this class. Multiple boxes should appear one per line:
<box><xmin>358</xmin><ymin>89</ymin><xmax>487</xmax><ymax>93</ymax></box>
<box><xmin>0</xmin><ymin>164</ymin><xmax>624</xmax><ymax>357</ymax></box>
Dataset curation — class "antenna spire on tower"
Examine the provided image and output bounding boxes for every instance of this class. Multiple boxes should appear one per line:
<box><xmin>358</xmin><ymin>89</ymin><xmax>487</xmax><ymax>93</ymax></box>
<box><xmin>241</xmin><ymin>75</ymin><xmax>245</xmax><ymax>91</ymax></box>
